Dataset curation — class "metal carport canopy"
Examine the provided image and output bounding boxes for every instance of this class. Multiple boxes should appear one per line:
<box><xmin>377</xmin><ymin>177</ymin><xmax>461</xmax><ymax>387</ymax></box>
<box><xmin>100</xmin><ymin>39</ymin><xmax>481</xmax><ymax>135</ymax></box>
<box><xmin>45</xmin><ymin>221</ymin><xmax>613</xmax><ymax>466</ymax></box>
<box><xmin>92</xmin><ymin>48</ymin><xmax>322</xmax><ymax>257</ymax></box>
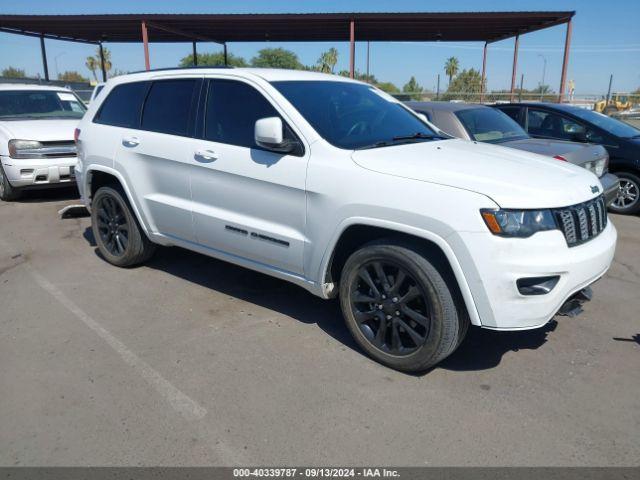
<box><xmin>0</xmin><ymin>11</ymin><xmax>576</xmax><ymax>101</ymax></box>
<box><xmin>0</xmin><ymin>12</ymin><xmax>574</xmax><ymax>43</ymax></box>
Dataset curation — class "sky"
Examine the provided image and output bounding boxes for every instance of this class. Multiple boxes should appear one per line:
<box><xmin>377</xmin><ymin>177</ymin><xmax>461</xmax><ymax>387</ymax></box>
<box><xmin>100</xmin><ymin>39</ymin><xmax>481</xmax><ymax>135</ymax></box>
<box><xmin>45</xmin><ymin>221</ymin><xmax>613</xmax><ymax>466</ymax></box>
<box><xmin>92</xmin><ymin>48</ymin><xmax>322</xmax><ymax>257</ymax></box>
<box><xmin>1</xmin><ymin>0</ymin><xmax>639</xmax><ymax>95</ymax></box>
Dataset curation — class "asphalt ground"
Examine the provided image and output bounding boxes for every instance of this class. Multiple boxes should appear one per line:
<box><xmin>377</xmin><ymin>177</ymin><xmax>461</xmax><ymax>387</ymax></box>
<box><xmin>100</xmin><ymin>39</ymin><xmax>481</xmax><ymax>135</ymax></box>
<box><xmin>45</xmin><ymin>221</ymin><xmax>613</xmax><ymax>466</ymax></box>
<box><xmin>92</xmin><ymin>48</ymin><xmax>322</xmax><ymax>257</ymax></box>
<box><xmin>0</xmin><ymin>188</ymin><xmax>638</xmax><ymax>466</ymax></box>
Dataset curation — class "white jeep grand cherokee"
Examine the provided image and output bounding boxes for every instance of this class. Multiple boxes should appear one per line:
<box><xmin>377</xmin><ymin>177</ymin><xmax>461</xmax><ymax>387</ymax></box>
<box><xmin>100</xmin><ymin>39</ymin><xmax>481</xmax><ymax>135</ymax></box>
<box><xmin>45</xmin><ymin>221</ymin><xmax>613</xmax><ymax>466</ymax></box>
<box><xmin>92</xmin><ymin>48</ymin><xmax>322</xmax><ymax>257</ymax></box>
<box><xmin>75</xmin><ymin>68</ymin><xmax>617</xmax><ymax>372</ymax></box>
<box><xmin>0</xmin><ymin>84</ymin><xmax>85</xmax><ymax>200</ymax></box>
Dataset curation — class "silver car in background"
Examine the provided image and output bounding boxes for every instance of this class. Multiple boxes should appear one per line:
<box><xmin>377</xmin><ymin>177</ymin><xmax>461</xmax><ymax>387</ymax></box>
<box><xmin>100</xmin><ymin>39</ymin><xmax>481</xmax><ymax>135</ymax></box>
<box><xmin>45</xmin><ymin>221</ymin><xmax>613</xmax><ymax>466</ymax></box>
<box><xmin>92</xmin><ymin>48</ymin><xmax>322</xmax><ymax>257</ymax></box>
<box><xmin>406</xmin><ymin>101</ymin><xmax>619</xmax><ymax>206</ymax></box>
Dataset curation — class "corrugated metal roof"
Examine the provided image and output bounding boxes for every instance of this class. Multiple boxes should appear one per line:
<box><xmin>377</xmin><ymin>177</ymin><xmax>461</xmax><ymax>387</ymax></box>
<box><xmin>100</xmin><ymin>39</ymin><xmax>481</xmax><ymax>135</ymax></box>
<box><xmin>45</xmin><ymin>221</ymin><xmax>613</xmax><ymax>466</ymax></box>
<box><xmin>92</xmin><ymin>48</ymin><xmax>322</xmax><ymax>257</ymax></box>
<box><xmin>0</xmin><ymin>11</ymin><xmax>575</xmax><ymax>45</ymax></box>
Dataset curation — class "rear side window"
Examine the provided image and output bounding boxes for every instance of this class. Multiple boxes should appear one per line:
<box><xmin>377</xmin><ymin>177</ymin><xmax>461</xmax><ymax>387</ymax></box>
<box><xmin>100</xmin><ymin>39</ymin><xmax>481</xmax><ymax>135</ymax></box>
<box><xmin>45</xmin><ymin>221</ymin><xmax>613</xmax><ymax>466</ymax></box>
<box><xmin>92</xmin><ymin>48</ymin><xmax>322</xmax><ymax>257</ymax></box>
<box><xmin>94</xmin><ymin>82</ymin><xmax>148</xmax><ymax>128</ymax></box>
<box><xmin>141</xmin><ymin>79</ymin><xmax>199</xmax><ymax>136</ymax></box>
<box><xmin>204</xmin><ymin>79</ymin><xmax>279</xmax><ymax>148</ymax></box>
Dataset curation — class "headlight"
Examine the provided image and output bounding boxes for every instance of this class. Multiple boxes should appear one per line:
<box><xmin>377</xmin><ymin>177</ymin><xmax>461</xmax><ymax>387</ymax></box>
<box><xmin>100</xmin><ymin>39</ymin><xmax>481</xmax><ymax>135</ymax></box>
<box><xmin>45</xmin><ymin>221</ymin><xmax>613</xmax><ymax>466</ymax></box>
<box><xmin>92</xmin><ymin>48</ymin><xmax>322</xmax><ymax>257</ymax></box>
<box><xmin>584</xmin><ymin>158</ymin><xmax>606</xmax><ymax>177</ymax></box>
<box><xmin>8</xmin><ymin>139</ymin><xmax>44</xmax><ymax>159</ymax></box>
<box><xmin>481</xmin><ymin>209</ymin><xmax>557</xmax><ymax>238</ymax></box>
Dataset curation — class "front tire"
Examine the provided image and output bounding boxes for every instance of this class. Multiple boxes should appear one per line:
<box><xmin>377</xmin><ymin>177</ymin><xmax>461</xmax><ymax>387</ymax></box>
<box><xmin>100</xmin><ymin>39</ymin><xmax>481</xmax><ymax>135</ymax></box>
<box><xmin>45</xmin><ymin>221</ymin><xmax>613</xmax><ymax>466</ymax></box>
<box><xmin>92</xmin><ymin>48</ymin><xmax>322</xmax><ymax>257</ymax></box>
<box><xmin>0</xmin><ymin>163</ymin><xmax>22</xmax><ymax>201</ymax></box>
<box><xmin>609</xmin><ymin>172</ymin><xmax>640</xmax><ymax>215</ymax></box>
<box><xmin>91</xmin><ymin>185</ymin><xmax>155</xmax><ymax>267</ymax></box>
<box><xmin>339</xmin><ymin>241</ymin><xmax>467</xmax><ymax>372</ymax></box>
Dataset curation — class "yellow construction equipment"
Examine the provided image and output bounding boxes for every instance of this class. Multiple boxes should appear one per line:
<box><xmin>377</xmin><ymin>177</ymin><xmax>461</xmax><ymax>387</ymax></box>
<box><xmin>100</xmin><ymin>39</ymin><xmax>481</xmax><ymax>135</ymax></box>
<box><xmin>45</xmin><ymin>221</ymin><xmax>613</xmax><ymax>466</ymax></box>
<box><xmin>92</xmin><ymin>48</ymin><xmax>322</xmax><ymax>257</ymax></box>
<box><xmin>594</xmin><ymin>93</ymin><xmax>631</xmax><ymax>115</ymax></box>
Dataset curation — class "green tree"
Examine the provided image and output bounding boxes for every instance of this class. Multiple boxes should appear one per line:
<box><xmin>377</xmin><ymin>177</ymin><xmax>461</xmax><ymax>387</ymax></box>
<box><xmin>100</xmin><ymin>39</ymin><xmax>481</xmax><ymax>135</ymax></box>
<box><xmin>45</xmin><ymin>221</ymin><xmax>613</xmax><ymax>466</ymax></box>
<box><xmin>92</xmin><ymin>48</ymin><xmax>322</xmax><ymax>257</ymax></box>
<box><xmin>376</xmin><ymin>81</ymin><xmax>400</xmax><ymax>93</ymax></box>
<box><xmin>179</xmin><ymin>51</ymin><xmax>247</xmax><ymax>68</ymax></box>
<box><xmin>316</xmin><ymin>47</ymin><xmax>338</xmax><ymax>73</ymax></box>
<box><xmin>1</xmin><ymin>67</ymin><xmax>26</xmax><ymax>78</ymax></box>
<box><xmin>444</xmin><ymin>56</ymin><xmax>459</xmax><ymax>85</ymax></box>
<box><xmin>58</xmin><ymin>71</ymin><xmax>88</xmax><ymax>82</ymax></box>
<box><xmin>532</xmin><ymin>84</ymin><xmax>553</xmax><ymax>94</ymax></box>
<box><xmin>338</xmin><ymin>70</ymin><xmax>398</xmax><ymax>92</ymax></box>
<box><xmin>443</xmin><ymin>68</ymin><xmax>485</xmax><ymax>102</ymax></box>
<box><xmin>402</xmin><ymin>76</ymin><xmax>424</xmax><ymax>100</ymax></box>
<box><xmin>338</xmin><ymin>70</ymin><xmax>376</xmax><ymax>82</ymax></box>
<box><xmin>251</xmin><ymin>48</ymin><xmax>303</xmax><ymax>69</ymax></box>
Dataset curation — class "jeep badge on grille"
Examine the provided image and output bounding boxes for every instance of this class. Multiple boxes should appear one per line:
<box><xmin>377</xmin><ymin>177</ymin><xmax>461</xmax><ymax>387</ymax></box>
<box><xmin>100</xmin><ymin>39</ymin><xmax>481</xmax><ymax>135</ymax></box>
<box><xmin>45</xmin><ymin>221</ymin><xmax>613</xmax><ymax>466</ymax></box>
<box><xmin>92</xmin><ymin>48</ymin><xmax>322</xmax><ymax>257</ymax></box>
<box><xmin>591</xmin><ymin>185</ymin><xmax>600</xmax><ymax>194</ymax></box>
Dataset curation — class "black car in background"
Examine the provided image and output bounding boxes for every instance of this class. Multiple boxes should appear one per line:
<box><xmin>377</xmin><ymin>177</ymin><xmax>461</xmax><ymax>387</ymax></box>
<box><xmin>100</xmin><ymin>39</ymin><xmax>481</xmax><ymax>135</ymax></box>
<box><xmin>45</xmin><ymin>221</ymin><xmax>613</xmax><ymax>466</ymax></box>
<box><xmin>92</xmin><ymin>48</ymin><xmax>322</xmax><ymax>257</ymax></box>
<box><xmin>494</xmin><ymin>103</ymin><xmax>640</xmax><ymax>215</ymax></box>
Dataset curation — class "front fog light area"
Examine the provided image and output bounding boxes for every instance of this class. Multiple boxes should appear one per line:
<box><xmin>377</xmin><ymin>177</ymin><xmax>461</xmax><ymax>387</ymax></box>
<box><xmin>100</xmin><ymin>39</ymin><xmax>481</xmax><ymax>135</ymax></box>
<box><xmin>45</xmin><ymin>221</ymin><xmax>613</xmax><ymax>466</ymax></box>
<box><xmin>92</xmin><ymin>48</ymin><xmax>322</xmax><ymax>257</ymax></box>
<box><xmin>481</xmin><ymin>209</ymin><xmax>557</xmax><ymax>238</ymax></box>
<box><xmin>517</xmin><ymin>276</ymin><xmax>560</xmax><ymax>295</ymax></box>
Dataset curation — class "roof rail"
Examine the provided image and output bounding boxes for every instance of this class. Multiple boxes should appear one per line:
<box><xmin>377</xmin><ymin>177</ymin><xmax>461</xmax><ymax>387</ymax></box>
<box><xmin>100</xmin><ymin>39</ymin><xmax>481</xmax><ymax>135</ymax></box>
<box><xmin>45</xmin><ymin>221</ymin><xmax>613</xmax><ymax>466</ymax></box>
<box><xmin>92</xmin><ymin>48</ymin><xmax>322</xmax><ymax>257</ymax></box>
<box><xmin>126</xmin><ymin>65</ymin><xmax>234</xmax><ymax>75</ymax></box>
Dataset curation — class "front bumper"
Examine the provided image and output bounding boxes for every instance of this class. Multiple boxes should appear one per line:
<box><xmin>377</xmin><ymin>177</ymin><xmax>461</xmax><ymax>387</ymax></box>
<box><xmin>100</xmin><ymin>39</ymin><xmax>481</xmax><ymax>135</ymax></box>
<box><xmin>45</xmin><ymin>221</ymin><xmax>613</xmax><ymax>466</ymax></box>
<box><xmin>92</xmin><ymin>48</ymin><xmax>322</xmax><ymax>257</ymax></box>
<box><xmin>450</xmin><ymin>221</ymin><xmax>617</xmax><ymax>330</ymax></box>
<box><xmin>600</xmin><ymin>172</ymin><xmax>619</xmax><ymax>206</ymax></box>
<box><xmin>1</xmin><ymin>155</ymin><xmax>77</xmax><ymax>189</ymax></box>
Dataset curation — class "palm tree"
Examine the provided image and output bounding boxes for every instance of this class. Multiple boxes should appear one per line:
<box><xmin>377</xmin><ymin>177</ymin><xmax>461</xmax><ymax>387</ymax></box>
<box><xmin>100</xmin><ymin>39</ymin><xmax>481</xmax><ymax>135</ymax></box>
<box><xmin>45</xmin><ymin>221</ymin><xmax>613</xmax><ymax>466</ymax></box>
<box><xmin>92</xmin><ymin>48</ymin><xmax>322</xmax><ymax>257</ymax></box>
<box><xmin>317</xmin><ymin>47</ymin><xmax>339</xmax><ymax>74</ymax></box>
<box><xmin>444</xmin><ymin>57</ymin><xmax>459</xmax><ymax>85</ymax></box>
<box><xmin>85</xmin><ymin>47</ymin><xmax>113</xmax><ymax>81</ymax></box>
<box><xmin>98</xmin><ymin>47</ymin><xmax>113</xmax><ymax>76</ymax></box>
<box><xmin>85</xmin><ymin>56</ymin><xmax>98</xmax><ymax>81</ymax></box>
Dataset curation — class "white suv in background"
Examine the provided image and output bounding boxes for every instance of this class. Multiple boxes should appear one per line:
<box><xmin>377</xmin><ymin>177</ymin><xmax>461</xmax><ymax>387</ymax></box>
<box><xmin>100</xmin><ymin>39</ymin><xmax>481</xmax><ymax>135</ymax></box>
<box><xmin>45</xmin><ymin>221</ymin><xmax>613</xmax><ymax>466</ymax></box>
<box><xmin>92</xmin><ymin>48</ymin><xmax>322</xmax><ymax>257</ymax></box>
<box><xmin>75</xmin><ymin>68</ymin><xmax>616</xmax><ymax>372</ymax></box>
<box><xmin>0</xmin><ymin>84</ymin><xmax>86</xmax><ymax>200</ymax></box>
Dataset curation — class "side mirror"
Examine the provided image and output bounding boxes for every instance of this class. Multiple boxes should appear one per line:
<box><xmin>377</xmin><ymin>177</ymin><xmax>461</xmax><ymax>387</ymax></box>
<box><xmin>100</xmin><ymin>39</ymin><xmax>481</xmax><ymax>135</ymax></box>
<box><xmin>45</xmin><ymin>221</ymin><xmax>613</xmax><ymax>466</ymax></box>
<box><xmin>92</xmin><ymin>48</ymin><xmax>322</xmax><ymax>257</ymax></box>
<box><xmin>255</xmin><ymin>117</ymin><xmax>295</xmax><ymax>153</ymax></box>
<box><xmin>416</xmin><ymin>113</ymin><xmax>428</xmax><ymax>123</ymax></box>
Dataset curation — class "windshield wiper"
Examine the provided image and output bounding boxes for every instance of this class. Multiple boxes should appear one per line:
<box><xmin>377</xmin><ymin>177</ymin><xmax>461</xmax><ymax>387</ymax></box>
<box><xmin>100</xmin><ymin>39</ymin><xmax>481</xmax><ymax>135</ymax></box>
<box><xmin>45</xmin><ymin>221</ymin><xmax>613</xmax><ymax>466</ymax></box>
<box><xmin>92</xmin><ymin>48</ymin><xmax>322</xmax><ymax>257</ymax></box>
<box><xmin>356</xmin><ymin>140</ymin><xmax>394</xmax><ymax>150</ymax></box>
<box><xmin>392</xmin><ymin>132</ymin><xmax>445</xmax><ymax>141</ymax></box>
<box><xmin>356</xmin><ymin>133</ymin><xmax>447</xmax><ymax>150</ymax></box>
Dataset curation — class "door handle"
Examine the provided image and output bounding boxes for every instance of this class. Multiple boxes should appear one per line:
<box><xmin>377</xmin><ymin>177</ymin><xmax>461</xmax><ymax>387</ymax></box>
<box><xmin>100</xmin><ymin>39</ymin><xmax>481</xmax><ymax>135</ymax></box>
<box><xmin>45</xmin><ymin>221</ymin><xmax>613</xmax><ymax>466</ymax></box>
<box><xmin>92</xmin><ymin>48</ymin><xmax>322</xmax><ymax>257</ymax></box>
<box><xmin>122</xmin><ymin>136</ymin><xmax>139</xmax><ymax>147</ymax></box>
<box><xmin>194</xmin><ymin>149</ymin><xmax>219</xmax><ymax>162</ymax></box>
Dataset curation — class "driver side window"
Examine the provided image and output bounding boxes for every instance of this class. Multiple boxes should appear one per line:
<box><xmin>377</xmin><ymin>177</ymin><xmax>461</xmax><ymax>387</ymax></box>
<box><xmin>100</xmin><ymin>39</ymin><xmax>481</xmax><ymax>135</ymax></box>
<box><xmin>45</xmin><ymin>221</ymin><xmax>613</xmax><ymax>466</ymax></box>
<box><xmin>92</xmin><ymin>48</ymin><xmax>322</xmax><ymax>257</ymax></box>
<box><xmin>527</xmin><ymin>108</ymin><xmax>585</xmax><ymax>141</ymax></box>
<box><xmin>204</xmin><ymin>79</ymin><xmax>299</xmax><ymax>152</ymax></box>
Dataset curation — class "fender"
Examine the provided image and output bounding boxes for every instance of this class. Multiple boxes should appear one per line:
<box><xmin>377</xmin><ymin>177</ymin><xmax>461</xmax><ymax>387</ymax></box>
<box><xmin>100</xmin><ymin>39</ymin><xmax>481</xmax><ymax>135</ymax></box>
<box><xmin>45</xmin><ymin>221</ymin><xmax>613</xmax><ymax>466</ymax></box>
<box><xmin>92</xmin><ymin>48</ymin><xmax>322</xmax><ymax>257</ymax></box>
<box><xmin>84</xmin><ymin>164</ymin><xmax>154</xmax><ymax>239</ymax></box>
<box><xmin>317</xmin><ymin>216</ymin><xmax>483</xmax><ymax>326</ymax></box>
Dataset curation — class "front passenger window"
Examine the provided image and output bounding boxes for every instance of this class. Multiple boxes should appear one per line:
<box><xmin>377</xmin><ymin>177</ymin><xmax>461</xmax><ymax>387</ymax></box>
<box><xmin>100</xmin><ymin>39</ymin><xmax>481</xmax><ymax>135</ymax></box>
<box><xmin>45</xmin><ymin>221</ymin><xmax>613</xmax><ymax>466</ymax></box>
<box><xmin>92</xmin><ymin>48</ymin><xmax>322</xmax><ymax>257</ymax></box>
<box><xmin>204</xmin><ymin>80</ymin><xmax>281</xmax><ymax>149</ymax></box>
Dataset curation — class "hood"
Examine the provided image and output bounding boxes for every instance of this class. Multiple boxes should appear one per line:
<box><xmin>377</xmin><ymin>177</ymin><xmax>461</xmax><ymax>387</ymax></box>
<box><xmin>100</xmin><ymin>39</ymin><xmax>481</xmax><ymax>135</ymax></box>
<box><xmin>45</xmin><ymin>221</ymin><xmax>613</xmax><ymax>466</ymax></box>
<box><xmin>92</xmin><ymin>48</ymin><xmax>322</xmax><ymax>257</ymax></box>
<box><xmin>351</xmin><ymin>138</ymin><xmax>602</xmax><ymax>209</ymax></box>
<box><xmin>0</xmin><ymin>119</ymin><xmax>79</xmax><ymax>142</ymax></box>
<box><xmin>501</xmin><ymin>138</ymin><xmax>608</xmax><ymax>168</ymax></box>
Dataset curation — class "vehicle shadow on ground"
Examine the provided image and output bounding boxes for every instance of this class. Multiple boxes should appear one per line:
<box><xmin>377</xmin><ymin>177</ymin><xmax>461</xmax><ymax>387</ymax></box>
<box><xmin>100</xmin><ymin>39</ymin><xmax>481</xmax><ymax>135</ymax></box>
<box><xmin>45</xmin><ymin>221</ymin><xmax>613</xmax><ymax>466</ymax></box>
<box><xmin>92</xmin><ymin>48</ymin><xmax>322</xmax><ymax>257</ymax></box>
<box><xmin>12</xmin><ymin>186</ymin><xmax>79</xmax><ymax>204</ymax></box>
<box><xmin>439</xmin><ymin>321</ymin><xmax>557</xmax><ymax>372</ymax></box>
<box><xmin>83</xmin><ymin>228</ymin><xmax>557</xmax><ymax>374</ymax></box>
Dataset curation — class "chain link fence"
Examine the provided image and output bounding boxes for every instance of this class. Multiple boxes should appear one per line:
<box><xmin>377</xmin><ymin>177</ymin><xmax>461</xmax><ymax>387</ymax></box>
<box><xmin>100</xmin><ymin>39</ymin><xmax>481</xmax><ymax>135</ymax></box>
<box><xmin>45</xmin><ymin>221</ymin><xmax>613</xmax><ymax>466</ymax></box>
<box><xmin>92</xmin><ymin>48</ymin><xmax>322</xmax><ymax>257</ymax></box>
<box><xmin>391</xmin><ymin>90</ymin><xmax>640</xmax><ymax>123</ymax></box>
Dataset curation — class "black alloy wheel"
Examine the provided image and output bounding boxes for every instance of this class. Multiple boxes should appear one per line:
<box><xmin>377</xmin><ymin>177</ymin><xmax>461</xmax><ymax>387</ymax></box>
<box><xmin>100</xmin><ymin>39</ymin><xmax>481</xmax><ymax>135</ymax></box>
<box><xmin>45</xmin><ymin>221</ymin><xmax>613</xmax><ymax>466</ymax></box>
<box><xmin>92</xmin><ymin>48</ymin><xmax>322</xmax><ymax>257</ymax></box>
<box><xmin>91</xmin><ymin>185</ymin><xmax>155</xmax><ymax>267</ymax></box>
<box><xmin>350</xmin><ymin>260</ymin><xmax>431</xmax><ymax>356</ymax></box>
<box><xmin>96</xmin><ymin>194</ymin><xmax>129</xmax><ymax>257</ymax></box>
<box><xmin>340</xmin><ymin>241</ymin><xmax>467</xmax><ymax>372</ymax></box>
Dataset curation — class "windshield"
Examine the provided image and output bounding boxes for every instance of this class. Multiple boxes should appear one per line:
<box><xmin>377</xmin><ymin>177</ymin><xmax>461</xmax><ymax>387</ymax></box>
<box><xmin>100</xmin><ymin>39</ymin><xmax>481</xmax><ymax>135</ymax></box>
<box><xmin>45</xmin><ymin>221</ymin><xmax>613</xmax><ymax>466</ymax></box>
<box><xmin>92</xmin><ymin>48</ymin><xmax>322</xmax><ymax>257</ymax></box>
<box><xmin>272</xmin><ymin>81</ymin><xmax>441</xmax><ymax>149</ymax></box>
<box><xmin>0</xmin><ymin>90</ymin><xmax>86</xmax><ymax>120</ymax></box>
<box><xmin>565</xmin><ymin>107</ymin><xmax>640</xmax><ymax>138</ymax></box>
<box><xmin>455</xmin><ymin>107</ymin><xmax>529</xmax><ymax>143</ymax></box>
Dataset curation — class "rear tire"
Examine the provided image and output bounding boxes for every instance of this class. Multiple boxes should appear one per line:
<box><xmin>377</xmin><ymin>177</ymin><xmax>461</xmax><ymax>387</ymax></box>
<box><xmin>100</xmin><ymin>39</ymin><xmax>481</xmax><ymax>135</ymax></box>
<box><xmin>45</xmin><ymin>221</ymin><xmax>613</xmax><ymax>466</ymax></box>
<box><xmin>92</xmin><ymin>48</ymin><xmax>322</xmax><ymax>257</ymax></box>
<box><xmin>339</xmin><ymin>240</ymin><xmax>468</xmax><ymax>372</ymax></box>
<box><xmin>0</xmin><ymin>163</ymin><xmax>22</xmax><ymax>201</ymax></box>
<box><xmin>609</xmin><ymin>172</ymin><xmax>640</xmax><ymax>215</ymax></box>
<box><xmin>91</xmin><ymin>185</ymin><xmax>155</xmax><ymax>267</ymax></box>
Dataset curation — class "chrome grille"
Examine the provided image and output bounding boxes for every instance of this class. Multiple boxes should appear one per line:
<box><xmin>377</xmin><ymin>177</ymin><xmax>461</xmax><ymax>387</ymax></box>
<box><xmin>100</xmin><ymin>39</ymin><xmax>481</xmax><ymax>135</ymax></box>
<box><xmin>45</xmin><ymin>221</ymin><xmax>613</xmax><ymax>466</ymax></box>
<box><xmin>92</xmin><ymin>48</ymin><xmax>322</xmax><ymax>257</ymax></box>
<box><xmin>553</xmin><ymin>196</ymin><xmax>607</xmax><ymax>247</ymax></box>
<box><xmin>38</xmin><ymin>141</ymin><xmax>77</xmax><ymax>158</ymax></box>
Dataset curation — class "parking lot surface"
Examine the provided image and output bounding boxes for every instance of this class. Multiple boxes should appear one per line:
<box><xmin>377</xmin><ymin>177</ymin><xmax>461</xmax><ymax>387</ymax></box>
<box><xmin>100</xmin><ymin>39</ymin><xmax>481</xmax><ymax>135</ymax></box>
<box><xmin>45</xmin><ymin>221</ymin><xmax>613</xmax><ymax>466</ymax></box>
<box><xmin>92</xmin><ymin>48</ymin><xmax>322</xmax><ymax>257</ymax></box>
<box><xmin>1</xmin><ymin>188</ymin><xmax>638</xmax><ymax>466</ymax></box>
